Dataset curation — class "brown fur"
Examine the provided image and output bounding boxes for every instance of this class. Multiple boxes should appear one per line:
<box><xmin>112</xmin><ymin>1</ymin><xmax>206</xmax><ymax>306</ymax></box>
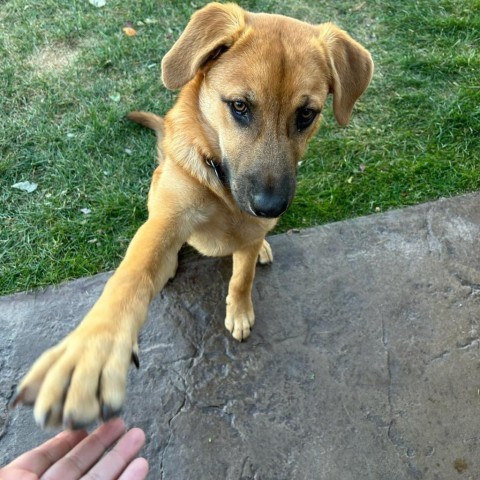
<box><xmin>13</xmin><ymin>2</ymin><xmax>373</xmax><ymax>428</ymax></box>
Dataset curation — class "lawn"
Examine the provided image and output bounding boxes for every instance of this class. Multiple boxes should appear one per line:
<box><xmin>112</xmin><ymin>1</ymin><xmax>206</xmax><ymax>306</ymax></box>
<box><xmin>1</xmin><ymin>0</ymin><xmax>479</xmax><ymax>295</ymax></box>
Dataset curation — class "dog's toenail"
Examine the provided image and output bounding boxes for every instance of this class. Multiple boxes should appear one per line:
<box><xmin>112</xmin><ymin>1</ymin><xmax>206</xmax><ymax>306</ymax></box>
<box><xmin>9</xmin><ymin>390</ymin><xmax>23</xmax><ymax>409</ymax></box>
<box><xmin>131</xmin><ymin>351</ymin><xmax>140</xmax><ymax>369</ymax></box>
<box><xmin>101</xmin><ymin>404</ymin><xmax>121</xmax><ymax>421</ymax></box>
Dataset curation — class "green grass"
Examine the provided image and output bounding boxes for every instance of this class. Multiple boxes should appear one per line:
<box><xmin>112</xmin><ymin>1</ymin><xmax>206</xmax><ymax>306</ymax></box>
<box><xmin>1</xmin><ymin>0</ymin><xmax>479</xmax><ymax>295</ymax></box>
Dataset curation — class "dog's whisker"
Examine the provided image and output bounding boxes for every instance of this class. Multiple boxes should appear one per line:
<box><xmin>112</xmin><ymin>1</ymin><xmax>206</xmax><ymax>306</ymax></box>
<box><xmin>247</xmin><ymin>203</ymin><xmax>258</xmax><ymax>217</ymax></box>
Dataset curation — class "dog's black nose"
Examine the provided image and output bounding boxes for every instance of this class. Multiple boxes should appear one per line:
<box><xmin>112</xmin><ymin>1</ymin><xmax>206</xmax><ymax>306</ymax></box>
<box><xmin>250</xmin><ymin>191</ymin><xmax>289</xmax><ymax>218</ymax></box>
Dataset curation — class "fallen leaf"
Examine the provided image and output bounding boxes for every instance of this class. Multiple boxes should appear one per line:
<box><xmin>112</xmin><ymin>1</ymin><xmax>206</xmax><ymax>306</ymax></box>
<box><xmin>89</xmin><ymin>0</ymin><xmax>106</xmax><ymax>7</ymax></box>
<box><xmin>12</xmin><ymin>181</ymin><xmax>38</xmax><ymax>193</ymax></box>
<box><xmin>123</xmin><ymin>27</ymin><xmax>137</xmax><ymax>37</ymax></box>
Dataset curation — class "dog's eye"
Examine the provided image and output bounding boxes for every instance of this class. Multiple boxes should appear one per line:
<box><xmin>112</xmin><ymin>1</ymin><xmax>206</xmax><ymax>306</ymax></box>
<box><xmin>296</xmin><ymin>107</ymin><xmax>318</xmax><ymax>131</ymax></box>
<box><xmin>231</xmin><ymin>101</ymin><xmax>248</xmax><ymax>116</ymax></box>
<box><xmin>227</xmin><ymin>100</ymin><xmax>251</xmax><ymax>126</ymax></box>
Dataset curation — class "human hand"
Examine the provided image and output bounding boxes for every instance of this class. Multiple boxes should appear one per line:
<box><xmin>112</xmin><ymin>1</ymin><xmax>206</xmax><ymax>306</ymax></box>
<box><xmin>0</xmin><ymin>418</ymin><xmax>148</xmax><ymax>480</ymax></box>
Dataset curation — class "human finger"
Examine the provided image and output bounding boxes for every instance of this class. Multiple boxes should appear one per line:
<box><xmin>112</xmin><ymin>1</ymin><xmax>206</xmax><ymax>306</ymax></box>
<box><xmin>42</xmin><ymin>418</ymin><xmax>126</xmax><ymax>480</ymax></box>
<box><xmin>5</xmin><ymin>429</ymin><xmax>87</xmax><ymax>476</ymax></box>
<box><xmin>82</xmin><ymin>427</ymin><xmax>146</xmax><ymax>480</ymax></box>
<box><xmin>118</xmin><ymin>457</ymin><xmax>149</xmax><ymax>480</ymax></box>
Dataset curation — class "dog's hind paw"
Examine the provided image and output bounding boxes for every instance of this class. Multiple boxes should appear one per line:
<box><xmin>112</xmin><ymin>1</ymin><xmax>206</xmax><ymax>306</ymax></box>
<box><xmin>258</xmin><ymin>239</ymin><xmax>273</xmax><ymax>265</ymax></box>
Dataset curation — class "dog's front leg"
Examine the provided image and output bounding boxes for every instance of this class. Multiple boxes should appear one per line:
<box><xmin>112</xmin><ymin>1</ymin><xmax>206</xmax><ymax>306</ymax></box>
<box><xmin>225</xmin><ymin>239</ymin><xmax>268</xmax><ymax>341</ymax></box>
<box><xmin>12</xmin><ymin>213</ymin><xmax>187</xmax><ymax>429</ymax></box>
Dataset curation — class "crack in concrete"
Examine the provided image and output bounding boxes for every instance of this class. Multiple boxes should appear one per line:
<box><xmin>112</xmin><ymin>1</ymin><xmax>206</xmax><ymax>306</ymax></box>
<box><xmin>426</xmin><ymin>209</ymin><xmax>442</xmax><ymax>255</ymax></box>
<box><xmin>381</xmin><ymin>319</ymin><xmax>393</xmax><ymax>415</ymax></box>
<box><xmin>457</xmin><ymin>337</ymin><xmax>480</xmax><ymax>350</ymax></box>
<box><xmin>157</xmin><ymin>295</ymin><xmax>211</xmax><ymax>479</ymax></box>
<box><xmin>159</xmin><ymin>392</ymin><xmax>188</xmax><ymax>479</ymax></box>
<box><xmin>380</xmin><ymin>319</ymin><xmax>404</xmax><ymax>460</ymax></box>
<box><xmin>0</xmin><ymin>393</ymin><xmax>12</xmax><ymax>441</ymax></box>
<box><xmin>454</xmin><ymin>274</ymin><xmax>480</xmax><ymax>296</ymax></box>
<box><xmin>201</xmin><ymin>402</ymin><xmax>236</xmax><ymax>429</ymax></box>
<box><xmin>387</xmin><ymin>419</ymin><xmax>405</xmax><ymax>449</ymax></box>
<box><xmin>239</xmin><ymin>455</ymin><xmax>260</xmax><ymax>479</ymax></box>
<box><xmin>0</xmin><ymin>350</ymin><xmax>21</xmax><ymax>446</ymax></box>
<box><xmin>430</xmin><ymin>350</ymin><xmax>450</xmax><ymax>362</ymax></box>
<box><xmin>382</xmin><ymin>319</ymin><xmax>388</xmax><ymax>347</ymax></box>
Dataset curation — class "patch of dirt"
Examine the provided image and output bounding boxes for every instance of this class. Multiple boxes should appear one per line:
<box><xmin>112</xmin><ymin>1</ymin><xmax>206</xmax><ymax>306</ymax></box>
<box><xmin>29</xmin><ymin>44</ymin><xmax>80</xmax><ymax>74</ymax></box>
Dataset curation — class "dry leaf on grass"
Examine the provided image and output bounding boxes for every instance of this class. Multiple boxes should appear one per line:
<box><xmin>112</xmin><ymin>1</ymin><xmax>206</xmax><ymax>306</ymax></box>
<box><xmin>123</xmin><ymin>27</ymin><xmax>137</xmax><ymax>37</ymax></box>
<box><xmin>12</xmin><ymin>181</ymin><xmax>38</xmax><ymax>193</ymax></box>
<box><xmin>89</xmin><ymin>0</ymin><xmax>106</xmax><ymax>7</ymax></box>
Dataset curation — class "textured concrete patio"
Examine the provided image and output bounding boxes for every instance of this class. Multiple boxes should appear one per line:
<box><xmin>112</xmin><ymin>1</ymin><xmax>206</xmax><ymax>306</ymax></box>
<box><xmin>1</xmin><ymin>193</ymin><xmax>480</xmax><ymax>479</ymax></box>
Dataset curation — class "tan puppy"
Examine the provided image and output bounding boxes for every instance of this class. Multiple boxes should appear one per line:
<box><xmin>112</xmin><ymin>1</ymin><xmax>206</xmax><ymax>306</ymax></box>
<box><xmin>12</xmin><ymin>2</ymin><xmax>373</xmax><ymax>428</ymax></box>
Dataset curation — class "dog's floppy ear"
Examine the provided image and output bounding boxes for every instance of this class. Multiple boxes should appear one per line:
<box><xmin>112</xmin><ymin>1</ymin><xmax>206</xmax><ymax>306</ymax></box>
<box><xmin>161</xmin><ymin>2</ymin><xmax>246</xmax><ymax>90</ymax></box>
<box><xmin>318</xmin><ymin>24</ymin><xmax>374</xmax><ymax>126</ymax></box>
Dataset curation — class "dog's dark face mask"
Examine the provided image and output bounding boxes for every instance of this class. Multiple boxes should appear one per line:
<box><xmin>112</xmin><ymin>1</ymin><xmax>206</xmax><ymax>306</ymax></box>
<box><xmin>219</xmin><ymin>146</ymin><xmax>298</xmax><ymax>219</ymax></box>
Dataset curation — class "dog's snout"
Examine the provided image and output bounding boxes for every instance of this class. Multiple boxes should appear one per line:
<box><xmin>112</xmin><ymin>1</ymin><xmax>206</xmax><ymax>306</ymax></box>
<box><xmin>234</xmin><ymin>170</ymin><xmax>296</xmax><ymax>219</ymax></box>
<box><xmin>250</xmin><ymin>190</ymin><xmax>290</xmax><ymax>218</ymax></box>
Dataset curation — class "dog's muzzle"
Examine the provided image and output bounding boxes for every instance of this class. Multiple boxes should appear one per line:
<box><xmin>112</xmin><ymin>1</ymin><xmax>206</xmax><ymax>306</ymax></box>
<box><xmin>248</xmin><ymin>189</ymin><xmax>290</xmax><ymax>218</ymax></box>
<box><xmin>208</xmin><ymin>157</ymin><xmax>295</xmax><ymax>219</ymax></box>
<box><xmin>238</xmin><ymin>173</ymin><xmax>296</xmax><ymax>219</ymax></box>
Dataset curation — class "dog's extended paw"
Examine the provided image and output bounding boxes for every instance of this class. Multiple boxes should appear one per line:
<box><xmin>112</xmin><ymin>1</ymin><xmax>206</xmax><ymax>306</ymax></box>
<box><xmin>225</xmin><ymin>294</ymin><xmax>254</xmax><ymax>342</ymax></box>
<box><xmin>11</xmin><ymin>318</ymin><xmax>138</xmax><ymax>429</ymax></box>
<box><xmin>258</xmin><ymin>239</ymin><xmax>273</xmax><ymax>265</ymax></box>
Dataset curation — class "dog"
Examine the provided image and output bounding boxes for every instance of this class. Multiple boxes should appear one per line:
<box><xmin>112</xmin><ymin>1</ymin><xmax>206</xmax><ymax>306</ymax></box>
<box><xmin>11</xmin><ymin>2</ymin><xmax>373</xmax><ymax>429</ymax></box>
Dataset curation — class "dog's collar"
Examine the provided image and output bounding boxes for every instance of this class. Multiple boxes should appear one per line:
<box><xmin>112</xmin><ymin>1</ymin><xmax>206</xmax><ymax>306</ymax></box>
<box><xmin>205</xmin><ymin>157</ymin><xmax>228</xmax><ymax>186</ymax></box>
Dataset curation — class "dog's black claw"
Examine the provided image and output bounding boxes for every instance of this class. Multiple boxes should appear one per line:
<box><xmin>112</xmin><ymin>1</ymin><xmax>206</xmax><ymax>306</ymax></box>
<box><xmin>131</xmin><ymin>351</ymin><xmax>140</xmax><ymax>369</ymax></box>
<box><xmin>63</xmin><ymin>415</ymin><xmax>91</xmax><ymax>431</ymax></box>
<box><xmin>9</xmin><ymin>390</ymin><xmax>22</xmax><ymax>409</ymax></box>
<box><xmin>101</xmin><ymin>404</ymin><xmax>122</xmax><ymax>422</ymax></box>
<box><xmin>63</xmin><ymin>415</ymin><xmax>74</xmax><ymax>430</ymax></box>
<box><xmin>39</xmin><ymin>409</ymin><xmax>52</xmax><ymax>429</ymax></box>
<box><xmin>9</xmin><ymin>389</ymin><xmax>35</xmax><ymax>409</ymax></box>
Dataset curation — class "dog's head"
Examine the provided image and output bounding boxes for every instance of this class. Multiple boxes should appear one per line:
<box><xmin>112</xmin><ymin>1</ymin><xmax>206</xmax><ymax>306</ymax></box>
<box><xmin>162</xmin><ymin>2</ymin><xmax>373</xmax><ymax>218</ymax></box>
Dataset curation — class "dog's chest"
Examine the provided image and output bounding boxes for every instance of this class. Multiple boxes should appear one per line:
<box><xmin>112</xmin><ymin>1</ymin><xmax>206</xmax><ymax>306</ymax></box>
<box><xmin>186</xmin><ymin>210</ymin><xmax>276</xmax><ymax>257</ymax></box>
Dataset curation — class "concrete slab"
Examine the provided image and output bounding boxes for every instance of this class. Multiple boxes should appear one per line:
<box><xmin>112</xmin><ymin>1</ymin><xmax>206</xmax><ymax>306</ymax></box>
<box><xmin>1</xmin><ymin>193</ymin><xmax>480</xmax><ymax>479</ymax></box>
